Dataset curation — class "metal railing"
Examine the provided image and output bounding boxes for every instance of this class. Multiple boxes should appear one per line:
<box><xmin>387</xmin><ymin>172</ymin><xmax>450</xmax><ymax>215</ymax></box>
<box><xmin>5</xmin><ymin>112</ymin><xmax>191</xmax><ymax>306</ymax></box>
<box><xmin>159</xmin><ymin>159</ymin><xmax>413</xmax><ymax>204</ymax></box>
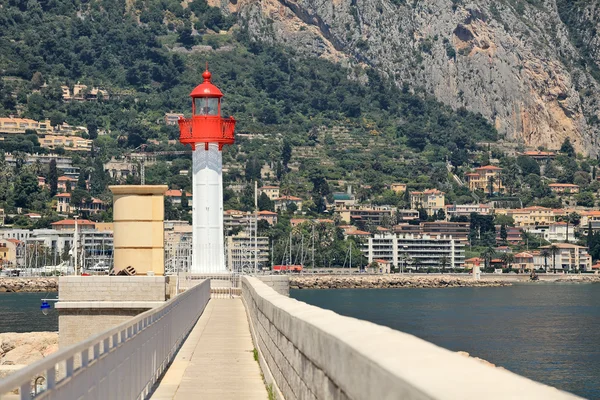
<box><xmin>0</xmin><ymin>280</ymin><xmax>210</xmax><ymax>400</ymax></box>
<box><xmin>179</xmin><ymin>273</ymin><xmax>241</xmax><ymax>298</ymax></box>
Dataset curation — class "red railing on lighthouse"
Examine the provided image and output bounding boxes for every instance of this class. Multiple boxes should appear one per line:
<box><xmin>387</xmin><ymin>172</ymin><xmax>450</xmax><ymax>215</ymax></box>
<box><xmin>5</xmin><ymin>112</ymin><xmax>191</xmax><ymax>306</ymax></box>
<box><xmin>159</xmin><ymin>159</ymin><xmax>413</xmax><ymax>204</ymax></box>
<box><xmin>178</xmin><ymin>116</ymin><xmax>236</xmax><ymax>150</ymax></box>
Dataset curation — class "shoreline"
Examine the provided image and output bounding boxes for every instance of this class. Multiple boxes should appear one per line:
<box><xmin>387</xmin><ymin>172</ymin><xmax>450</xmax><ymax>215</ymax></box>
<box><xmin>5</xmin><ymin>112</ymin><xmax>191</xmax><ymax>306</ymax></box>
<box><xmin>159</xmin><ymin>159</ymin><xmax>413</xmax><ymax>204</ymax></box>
<box><xmin>0</xmin><ymin>278</ymin><xmax>58</xmax><ymax>293</ymax></box>
<box><xmin>289</xmin><ymin>274</ymin><xmax>600</xmax><ymax>290</ymax></box>
<box><xmin>290</xmin><ymin>275</ymin><xmax>511</xmax><ymax>290</ymax></box>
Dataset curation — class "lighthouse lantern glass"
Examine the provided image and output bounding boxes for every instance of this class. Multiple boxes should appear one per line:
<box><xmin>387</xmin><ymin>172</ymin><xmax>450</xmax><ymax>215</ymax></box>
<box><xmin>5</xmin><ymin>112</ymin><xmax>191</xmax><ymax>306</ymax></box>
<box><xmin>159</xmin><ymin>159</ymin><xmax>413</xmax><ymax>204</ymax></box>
<box><xmin>194</xmin><ymin>97</ymin><xmax>219</xmax><ymax>116</ymax></box>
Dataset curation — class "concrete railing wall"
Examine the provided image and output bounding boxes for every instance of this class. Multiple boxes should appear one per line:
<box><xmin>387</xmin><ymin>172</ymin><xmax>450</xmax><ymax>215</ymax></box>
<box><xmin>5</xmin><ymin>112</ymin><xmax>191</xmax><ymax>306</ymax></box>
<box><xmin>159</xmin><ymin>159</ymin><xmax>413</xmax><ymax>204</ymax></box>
<box><xmin>242</xmin><ymin>277</ymin><xmax>580</xmax><ymax>400</ymax></box>
<box><xmin>256</xmin><ymin>275</ymin><xmax>289</xmax><ymax>296</ymax></box>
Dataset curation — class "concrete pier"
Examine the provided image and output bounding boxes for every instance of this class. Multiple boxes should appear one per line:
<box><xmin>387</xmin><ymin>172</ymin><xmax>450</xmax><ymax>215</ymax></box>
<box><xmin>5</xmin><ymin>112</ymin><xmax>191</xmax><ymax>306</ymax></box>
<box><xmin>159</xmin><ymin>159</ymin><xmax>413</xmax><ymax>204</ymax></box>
<box><xmin>150</xmin><ymin>298</ymin><xmax>267</xmax><ymax>400</ymax></box>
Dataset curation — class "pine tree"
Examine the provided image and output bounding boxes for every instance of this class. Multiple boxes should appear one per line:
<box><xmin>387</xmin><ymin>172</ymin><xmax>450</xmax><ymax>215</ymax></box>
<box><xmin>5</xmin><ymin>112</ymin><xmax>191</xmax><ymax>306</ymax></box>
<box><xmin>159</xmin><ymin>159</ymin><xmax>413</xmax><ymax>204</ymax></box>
<box><xmin>48</xmin><ymin>159</ymin><xmax>58</xmax><ymax>196</ymax></box>
<box><xmin>77</xmin><ymin>170</ymin><xmax>87</xmax><ymax>190</ymax></box>
<box><xmin>281</xmin><ymin>140</ymin><xmax>292</xmax><ymax>171</ymax></box>
<box><xmin>500</xmin><ymin>224</ymin><xmax>508</xmax><ymax>244</ymax></box>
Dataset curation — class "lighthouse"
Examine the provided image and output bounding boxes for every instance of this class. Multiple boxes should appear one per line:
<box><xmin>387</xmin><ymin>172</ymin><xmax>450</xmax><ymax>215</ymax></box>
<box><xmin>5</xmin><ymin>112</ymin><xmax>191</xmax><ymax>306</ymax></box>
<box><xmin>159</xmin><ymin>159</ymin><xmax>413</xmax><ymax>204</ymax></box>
<box><xmin>178</xmin><ymin>68</ymin><xmax>236</xmax><ymax>273</ymax></box>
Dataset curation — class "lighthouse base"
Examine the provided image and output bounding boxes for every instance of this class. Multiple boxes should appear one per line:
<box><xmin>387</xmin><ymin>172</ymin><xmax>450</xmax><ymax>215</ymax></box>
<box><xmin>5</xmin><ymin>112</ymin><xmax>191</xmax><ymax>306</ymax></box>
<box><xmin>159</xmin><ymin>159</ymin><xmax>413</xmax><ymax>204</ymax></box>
<box><xmin>191</xmin><ymin>143</ymin><xmax>226</xmax><ymax>274</ymax></box>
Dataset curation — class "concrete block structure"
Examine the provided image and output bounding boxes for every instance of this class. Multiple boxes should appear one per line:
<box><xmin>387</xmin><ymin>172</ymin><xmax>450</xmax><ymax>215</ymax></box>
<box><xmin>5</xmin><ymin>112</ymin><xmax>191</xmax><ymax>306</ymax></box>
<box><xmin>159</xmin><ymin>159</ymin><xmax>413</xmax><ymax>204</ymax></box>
<box><xmin>110</xmin><ymin>185</ymin><xmax>168</xmax><ymax>276</ymax></box>
<box><xmin>56</xmin><ymin>276</ymin><xmax>170</xmax><ymax>347</ymax></box>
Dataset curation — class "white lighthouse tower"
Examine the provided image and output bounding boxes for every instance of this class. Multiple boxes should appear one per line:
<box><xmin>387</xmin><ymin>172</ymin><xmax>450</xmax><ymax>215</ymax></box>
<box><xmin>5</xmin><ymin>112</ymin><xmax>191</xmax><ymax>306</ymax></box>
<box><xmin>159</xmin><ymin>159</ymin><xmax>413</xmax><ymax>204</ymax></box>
<box><xmin>178</xmin><ymin>68</ymin><xmax>236</xmax><ymax>273</ymax></box>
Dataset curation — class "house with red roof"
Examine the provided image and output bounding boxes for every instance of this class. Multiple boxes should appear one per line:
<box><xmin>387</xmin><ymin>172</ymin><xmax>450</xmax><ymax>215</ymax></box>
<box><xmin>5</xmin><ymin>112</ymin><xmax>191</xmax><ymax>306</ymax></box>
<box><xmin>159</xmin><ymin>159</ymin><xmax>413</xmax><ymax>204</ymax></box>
<box><xmin>257</xmin><ymin>210</ymin><xmax>278</xmax><ymax>225</ymax></box>
<box><xmin>274</xmin><ymin>195</ymin><xmax>303</xmax><ymax>212</ymax></box>
<box><xmin>51</xmin><ymin>219</ymin><xmax>96</xmax><ymax>231</ymax></box>
<box><xmin>165</xmin><ymin>189</ymin><xmax>193</xmax><ymax>205</ymax></box>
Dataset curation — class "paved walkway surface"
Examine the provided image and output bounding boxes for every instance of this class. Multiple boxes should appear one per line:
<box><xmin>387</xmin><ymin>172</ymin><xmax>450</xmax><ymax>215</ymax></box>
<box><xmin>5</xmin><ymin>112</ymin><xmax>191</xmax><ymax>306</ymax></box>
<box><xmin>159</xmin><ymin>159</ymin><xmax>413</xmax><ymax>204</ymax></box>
<box><xmin>150</xmin><ymin>298</ymin><xmax>268</xmax><ymax>400</ymax></box>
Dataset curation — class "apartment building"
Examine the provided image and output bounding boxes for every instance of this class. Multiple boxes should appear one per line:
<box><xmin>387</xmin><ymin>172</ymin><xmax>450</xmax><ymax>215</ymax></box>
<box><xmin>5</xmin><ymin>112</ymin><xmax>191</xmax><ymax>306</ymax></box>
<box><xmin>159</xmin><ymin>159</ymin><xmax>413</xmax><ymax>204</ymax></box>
<box><xmin>445</xmin><ymin>204</ymin><xmax>491</xmax><ymax>220</ymax></box>
<box><xmin>465</xmin><ymin>165</ymin><xmax>505</xmax><ymax>193</ymax></box>
<box><xmin>524</xmin><ymin>222</ymin><xmax>576</xmax><ymax>243</ymax></box>
<box><xmin>336</xmin><ymin>204</ymin><xmax>395</xmax><ymax>225</ymax></box>
<box><xmin>39</xmin><ymin>135</ymin><xmax>92</xmax><ymax>152</ymax></box>
<box><xmin>0</xmin><ymin>117</ymin><xmax>51</xmax><ymax>134</ymax></box>
<box><xmin>55</xmin><ymin>193</ymin><xmax>106</xmax><ymax>215</ymax></box>
<box><xmin>226</xmin><ymin>232</ymin><xmax>270</xmax><ymax>271</ymax></box>
<box><xmin>363</xmin><ymin>233</ymin><xmax>465</xmax><ymax>270</ymax></box>
<box><xmin>409</xmin><ymin>189</ymin><xmax>445</xmax><ymax>216</ymax></box>
<box><xmin>539</xmin><ymin>243</ymin><xmax>592</xmax><ymax>272</ymax></box>
<box><xmin>548</xmin><ymin>183</ymin><xmax>580</xmax><ymax>195</ymax></box>
<box><xmin>497</xmin><ymin>206</ymin><xmax>556</xmax><ymax>227</ymax></box>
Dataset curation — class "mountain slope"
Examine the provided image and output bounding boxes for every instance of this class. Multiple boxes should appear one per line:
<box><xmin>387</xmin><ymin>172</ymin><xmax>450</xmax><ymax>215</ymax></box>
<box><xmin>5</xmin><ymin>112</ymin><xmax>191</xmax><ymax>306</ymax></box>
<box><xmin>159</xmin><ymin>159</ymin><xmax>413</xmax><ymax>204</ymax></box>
<box><xmin>226</xmin><ymin>0</ymin><xmax>600</xmax><ymax>155</ymax></box>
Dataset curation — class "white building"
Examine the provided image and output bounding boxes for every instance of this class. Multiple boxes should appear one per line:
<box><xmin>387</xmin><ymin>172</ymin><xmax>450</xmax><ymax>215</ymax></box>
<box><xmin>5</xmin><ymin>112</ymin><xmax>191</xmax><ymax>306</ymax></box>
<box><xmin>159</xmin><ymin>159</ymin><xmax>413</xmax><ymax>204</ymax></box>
<box><xmin>363</xmin><ymin>233</ymin><xmax>465</xmax><ymax>271</ymax></box>
<box><xmin>226</xmin><ymin>232</ymin><xmax>270</xmax><ymax>272</ymax></box>
<box><xmin>524</xmin><ymin>223</ymin><xmax>576</xmax><ymax>243</ymax></box>
<box><xmin>445</xmin><ymin>204</ymin><xmax>491</xmax><ymax>220</ymax></box>
<box><xmin>539</xmin><ymin>244</ymin><xmax>592</xmax><ymax>272</ymax></box>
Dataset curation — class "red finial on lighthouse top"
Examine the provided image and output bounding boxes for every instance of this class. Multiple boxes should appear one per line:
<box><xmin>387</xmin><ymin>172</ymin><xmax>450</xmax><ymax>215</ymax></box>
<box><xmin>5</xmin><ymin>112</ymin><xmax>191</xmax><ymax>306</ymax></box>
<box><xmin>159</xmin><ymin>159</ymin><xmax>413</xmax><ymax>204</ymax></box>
<box><xmin>191</xmin><ymin>64</ymin><xmax>222</xmax><ymax>98</ymax></box>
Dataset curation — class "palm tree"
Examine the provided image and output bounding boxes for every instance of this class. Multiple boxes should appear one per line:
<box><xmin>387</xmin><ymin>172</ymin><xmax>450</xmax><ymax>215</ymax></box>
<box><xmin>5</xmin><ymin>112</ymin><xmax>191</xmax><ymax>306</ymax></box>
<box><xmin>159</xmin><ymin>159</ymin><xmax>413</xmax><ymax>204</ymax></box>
<box><xmin>481</xmin><ymin>246</ymin><xmax>496</xmax><ymax>271</ymax></box>
<box><xmin>501</xmin><ymin>253</ymin><xmax>515</xmax><ymax>271</ymax></box>
<box><xmin>549</xmin><ymin>245</ymin><xmax>560</xmax><ymax>274</ymax></box>
<box><xmin>540</xmin><ymin>248</ymin><xmax>550</xmax><ymax>272</ymax></box>
<box><xmin>439</xmin><ymin>255</ymin><xmax>449</xmax><ymax>273</ymax></box>
<box><xmin>413</xmin><ymin>258</ymin><xmax>422</xmax><ymax>273</ymax></box>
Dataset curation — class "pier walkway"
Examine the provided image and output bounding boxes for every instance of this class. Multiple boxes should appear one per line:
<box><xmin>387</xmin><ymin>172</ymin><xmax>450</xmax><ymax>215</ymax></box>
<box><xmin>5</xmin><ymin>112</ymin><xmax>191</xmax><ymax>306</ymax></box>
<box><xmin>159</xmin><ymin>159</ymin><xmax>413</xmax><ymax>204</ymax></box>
<box><xmin>149</xmin><ymin>298</ymin><xmax>268</xmax><ymax>400</ymax></box>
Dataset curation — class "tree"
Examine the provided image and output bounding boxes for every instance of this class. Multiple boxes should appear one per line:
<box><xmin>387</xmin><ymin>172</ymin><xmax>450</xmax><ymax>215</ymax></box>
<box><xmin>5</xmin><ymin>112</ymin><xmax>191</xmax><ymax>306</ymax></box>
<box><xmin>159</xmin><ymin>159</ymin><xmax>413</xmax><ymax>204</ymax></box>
<box><xmin>14</xmin><ymin>170</ymin><xmax>40</xmax><ymax>209</ymax></box>
<box><xmin>549</xmin><ymin>245</ymin><xmax>560</xmax><ymax>273</ymax></box>
<box><xmin>181</xmin><ymin>192</ymin><xmax>189</xmax><ymax>210</ymax></box>
<box><xmin>501</xmin><ymin>253</ymin><xmax>515</xmax><ymax>270</ymax></box>
<box><xmin>244</xmin><ymin>158</ymin><xmax>261</xmax><ymax>182</ymax></box>
<box><xmin>516</xmin><ymin>155</ymin><xmax>540</xmax><ymax>176</ymax></box>
<box><xmin>77</xmin><ymin>170</ymin><xmax>87</xmax><ymax>190</ymax></box>
<box><xmin>48</xmin><ymin>159</ymin><xmax>58</xmax><ymax>196</ymax></box>
<box><xmin>178</xmin><ymin>21</ymin><xmax>195</xmax><ymax>49</ymax></box>
<box><xmin>258</xmin><ymin>192</ymin><xmax>274</xmax><ymax>212</ymax></box>
<box><xmin>575</xmin><ymin>191</ymin><xmax>595</xmax><ymax>207</ymax></box>
<box><xmin>281</xmin><ymin>140</ymin><xmax>292</xmax><ymax>170</ymax></box>
<box><xmin>30</xmin><ymin>71</ymin><xmax>44</xmax><ymax>89</ymax></box>
<box><xmin>488</xmin><ymin>176</ymin><xmax>495</xmax><ymax>197</ymax></box>
<box><xmin>500</xmin><ymin>224</ymin><xmax>508</xmax><ymax>245</ymax></box>
<box><xmin>560</xmin><ymin>137</ymin><xmax>575</xmax><ymax>157</ymax></box>
<box><xmin>439</xmin><ymin>255</ymin><xmax>449</xmax><ymax>273</ymax></box>
<box><xmin>540</xmin><ymin>248</ymin><xmax>550</xmax><ymax>272</ymax></box>
<box><xmin>436</xmin><ymin>208</ymin><xmax>446</xmax><ymax>221</ymax></box>
<box><xmin>481</xmin><ymin>246</ymin><xmax>496</xmax><ymax>271</ymax></box>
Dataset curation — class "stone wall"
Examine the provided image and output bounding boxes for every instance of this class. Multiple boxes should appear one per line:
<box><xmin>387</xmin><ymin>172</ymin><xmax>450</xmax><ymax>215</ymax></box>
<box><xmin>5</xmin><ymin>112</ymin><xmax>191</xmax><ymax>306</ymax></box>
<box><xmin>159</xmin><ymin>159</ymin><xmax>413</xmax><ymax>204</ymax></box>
<box><xmin>256</xmin><ymin>275</ymin><xmax>289</xmax><ymax>296</ymax></box>
<box><xmin>58</xmin><ymin>309</ymin><xmax>148</xmax><ymax>348</ymax></box>
<box><xmin>58</xmin><ymin>276</ymin><xmax>167</xmax><ymax>301</ymax></box>
<box><xmin>242</xmin><ymin>277</ymin><xmax>579</xmax><ymax>400</ymax></box>
<box><xmin>56</xmin><ymin>276</ymin><xmax>169</xmax><ymax>347</ymax></box>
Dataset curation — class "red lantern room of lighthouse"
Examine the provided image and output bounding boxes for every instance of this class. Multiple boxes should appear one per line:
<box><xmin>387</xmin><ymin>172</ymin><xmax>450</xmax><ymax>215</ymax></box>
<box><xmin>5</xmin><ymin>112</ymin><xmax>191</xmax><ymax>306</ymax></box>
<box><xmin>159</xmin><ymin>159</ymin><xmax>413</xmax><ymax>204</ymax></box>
<box><xmin>178</xmin><ymin>68</ymin><xmax>236</xmax><ymax>150</ymax></box>
<box><xmin>178</xmin><ymin>68</ymin><xmax>236</xmax><ymax>274</ymax></box>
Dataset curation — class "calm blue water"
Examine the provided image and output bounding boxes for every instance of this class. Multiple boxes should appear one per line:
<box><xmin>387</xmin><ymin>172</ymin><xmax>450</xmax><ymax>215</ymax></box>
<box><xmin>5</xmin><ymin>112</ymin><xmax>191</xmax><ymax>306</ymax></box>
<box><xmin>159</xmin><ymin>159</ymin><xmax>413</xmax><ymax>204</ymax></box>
<box><xmin>291</xmin><ymin>284</ymin><xmax>600</xmax><ymax>399</ymax></box>
<box><xmin>0</xmin><ymin>293</ymin><xmax>58</xmax><ymax>333</ymax></box>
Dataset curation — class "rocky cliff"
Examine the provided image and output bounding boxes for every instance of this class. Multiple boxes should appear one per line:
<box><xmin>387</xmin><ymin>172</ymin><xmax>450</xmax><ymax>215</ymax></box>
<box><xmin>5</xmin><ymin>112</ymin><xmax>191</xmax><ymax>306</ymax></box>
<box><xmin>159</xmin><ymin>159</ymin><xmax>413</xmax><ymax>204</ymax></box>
<box><xmin>217</xmin><ymin>0</ymin><xmax>600</xmax><ymax>155</ymax></box>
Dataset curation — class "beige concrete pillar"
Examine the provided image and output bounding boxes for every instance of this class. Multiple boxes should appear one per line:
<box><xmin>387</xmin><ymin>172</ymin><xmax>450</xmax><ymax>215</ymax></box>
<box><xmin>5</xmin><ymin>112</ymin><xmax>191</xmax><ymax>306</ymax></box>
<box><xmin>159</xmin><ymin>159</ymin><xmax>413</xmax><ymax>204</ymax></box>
<box><xmin>109</xmin><ymin>185</ymin><xmax>168</xmax><ymax>276</ymax></box>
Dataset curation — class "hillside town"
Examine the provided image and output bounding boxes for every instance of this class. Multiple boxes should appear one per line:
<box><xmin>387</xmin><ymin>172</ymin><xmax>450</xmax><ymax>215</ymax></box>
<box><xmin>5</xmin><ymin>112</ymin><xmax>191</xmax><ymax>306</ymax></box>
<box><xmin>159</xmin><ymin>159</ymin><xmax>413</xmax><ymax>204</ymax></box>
<box><xmin>1</xmin><ymin>115</ymin><xmax>600</xmax><ymax>276</ymax></box>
